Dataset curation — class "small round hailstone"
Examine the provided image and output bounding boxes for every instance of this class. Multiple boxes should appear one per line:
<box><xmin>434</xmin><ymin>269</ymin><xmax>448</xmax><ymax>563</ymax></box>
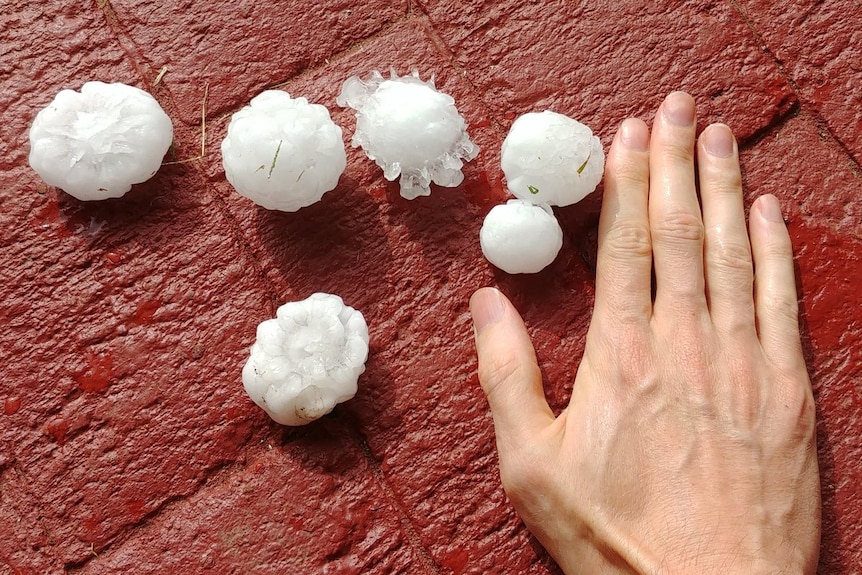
<box><xmin>221</xmin><ymin>91</ymin><xmax>346</xmax><ymax>212</ymax></box>
<box><xmin>336</xmin><ymin>70</ymin><xmax>479</xmax><ymax>200</ymax></box>
<box><xmin>480</xmin><ymin>199</ymin><xmax>563</xmax><ymax>274</ymax></box>
<box><xmin>242</xmin><ymin>293</ymin><xmax>369</xmax><ymax>426</ymax></box>
<box><xmin>501</xmin><ymin>110</ymin><xmax>604</xmax><ymax>207</ymax></box>
<box><xmin>28</xmin><ymin>81</ymin><xmax>173</xmax><ymax>201</ymax></box>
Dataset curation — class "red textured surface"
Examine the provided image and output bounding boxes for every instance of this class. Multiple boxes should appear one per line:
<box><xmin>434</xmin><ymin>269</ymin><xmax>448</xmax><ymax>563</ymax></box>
<box><xmin>0</xmin><ymin>1</ymin><xmax>859</xmax><ymax>573</ymax></box>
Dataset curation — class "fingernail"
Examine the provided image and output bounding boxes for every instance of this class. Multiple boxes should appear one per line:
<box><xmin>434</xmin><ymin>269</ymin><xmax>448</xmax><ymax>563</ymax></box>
<box><xmin>702</xmin><ymin>124</ymin><xmax>735</xmax><ymax>158</ymax></box>
<box><xmin>620</xmin><ymin>118</ymin><xmax>649</xmax><ymax>152</ymax></box>
<box><xmin>470</xmin><ymin>288</ymin><xmax>506</xmax><ymax>333</ymax></box>
<box><xmin>663</xmin><ymin>91</ymin><xmax>695</xmax><ymax>126</ymax></box>
<box><xmin>759</xmin><ymin>194</ymin><xmax>785</xmax><ymax>223</ymax></box>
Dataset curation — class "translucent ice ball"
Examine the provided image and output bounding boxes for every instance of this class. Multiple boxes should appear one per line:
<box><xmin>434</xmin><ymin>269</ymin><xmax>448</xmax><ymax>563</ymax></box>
<box><xmin>337</xmin><ymin>70</ymin><xmax>479</xmax><ymax>200</ymax></box>
<box><xmin>28</xmin><ymin>81</ymin><xmax>173</xmax><ymax>201</ymax></box>
<box><xmin>501</xmin><ymin>111</ymin><xmax>604</xmax><ymax>207</ymax></box>
<box><xmin>480</xmin><ymin>199</ymin><xmax>563</xmax><ymax>274</ymax></box>
<box><xmin>221</xmin><ymin>91</ymin><xmax>346</xmax><ymax>212</ymax></box>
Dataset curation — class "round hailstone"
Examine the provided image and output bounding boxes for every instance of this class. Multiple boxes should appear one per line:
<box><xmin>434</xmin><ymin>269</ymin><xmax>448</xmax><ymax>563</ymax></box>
<box><xmin>480</xmin><ymin>199</ymin><xmax>563</xmax><ymax>274</ymax></box>
<box><xmin>28</xmin><ymin>81</ymin><xmax>173</xmax><ymax>201</ymax></box>
<box><xmin>221</xmin><ymin>91</ymin><xmax>346</xmax><ymax>212</ymax></box>
<box><xmin>242</xmin><ymin>293</ymin><xmax>369</xmax><ymax>426</ymax></box>
<box><xmin>336</xmin><ymin>70</ymin><xmax>479</xmax><ymax>200</ymax></box>
<box><xmin>501</xmin><ymin>110</ymin><xmax>604</xmax><ymax>207</ymax></box>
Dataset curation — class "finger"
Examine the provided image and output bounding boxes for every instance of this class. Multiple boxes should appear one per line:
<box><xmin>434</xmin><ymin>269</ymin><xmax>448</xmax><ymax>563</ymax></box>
<box><xmin>697</xmin><ymin>123</ymin><xmax>755</xmax><ymax>333</ymax></box>
<box><xmin>470</xmin><ymin>288</ymin><xmax>554</xmax><ymax>441</ymax></box>
<box><xmin>649</xmin><ymin>92</ymin><xmax>707</xmax><ymax>314</ymax></box>
<box><xmin>595</xmin><ymin>118</ymin><xmax>652</xmax><ymax>324</ymax></box>
<box><xmin>749</xmin><ymin>194</ymin><xmax>805</xmax><ymax>369</ymax></box>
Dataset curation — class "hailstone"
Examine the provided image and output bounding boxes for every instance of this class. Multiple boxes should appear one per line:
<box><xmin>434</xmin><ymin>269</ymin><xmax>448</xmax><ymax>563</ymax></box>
<box><xmin>480</xmin><ymin>200</ymin><xmax>563</xmax><ymax>274</ymax></box>
<box><xmin>28</xmin><ymin>81</ymin><xmax>173</xmax><ymax>200</ymax></box>
<box><xmin>242</xmin><ymin>293</ymin><xmax>369</xmax><ymax>426</ymax></box>
<box><xmin>501</xmin><ymin>111</ymin><xmax>604</xmax><ymax>207</ymax></box>
<box><xmin>221</xmin><ymin>91</ymin><xmax>346</xmax><ymax>212</ymax></box>
<box><xmin>337</xmin><ymin>70</ymin><xmax>479</xmax><ymax>200</ymax></box>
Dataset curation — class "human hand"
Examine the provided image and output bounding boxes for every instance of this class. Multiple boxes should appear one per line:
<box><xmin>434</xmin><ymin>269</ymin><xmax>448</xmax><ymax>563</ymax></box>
<box><xmin>470</xmin><ymin>92</ymin><xmax>820</xmax><ymax>574</ymax></box>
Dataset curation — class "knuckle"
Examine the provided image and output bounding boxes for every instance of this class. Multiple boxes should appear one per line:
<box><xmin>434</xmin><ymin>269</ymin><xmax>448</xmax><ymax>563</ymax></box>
<box><xmin>602</xmin><ymin>220</ymin><xmax>652</xmax><ymax>260</ymax></box>
<box><xmin>658</xmin><ymin>143</ymin><xmax>695</xmax><ymax>166</ymax></box>
<box><xmin>763</xmin><ymin>292</ymin><xmax>800</xmax><ymax>325</ymax></box>
<box><xmin>709</xmin><ymin>239</ymin><xmax>753</xmax><ymax>275</ymax></box>
<box><xmin>652</xmin><ymin>210</ymin><xmax>704</xmax><ymax>244</ymax></box>
<box><xmin>610</xmin><ymin>172</ymin><xmax>650</xmax><ymax>197</ymax></box>
<box><xmin>611</xmin><ymin>302</ymin><xmax>652</xmax><ymax>327</ymax></box>
<box><xmin>712</xmin><ymin>301</ymin><xmax>756</xmax><ymax>336</ymax></box>
<box><xmin>765</xmin><ymin>235</ymin><xmax>794</xmax><ymax>262</ymax></box>
<box><xmin>774</xmin><ymin>378</ymin><xmax>816</xmax><ymax>440</ymax></box>
<box><xmin>795</xmin><ymin>388</ymin><xmax>816</xmax><ymax>427</ymax></box>
<box><xmin>799</xmin><ymin>391</ymin><xmax>817</xmax><ymax>434</ymax></box>
<box><xmin>702</xmin><ymin>167</ymin><xmax>743</xmax><ymax>195</ymax></box>
<box><xmin>607</xmin><ymin>155</ymin><xmax>649</xmax><ymax>190</ymax></box>
<box><xmin>478</xmin><ymin>351</ymin><xmax>534</xmax><ymax>395</ymax></box>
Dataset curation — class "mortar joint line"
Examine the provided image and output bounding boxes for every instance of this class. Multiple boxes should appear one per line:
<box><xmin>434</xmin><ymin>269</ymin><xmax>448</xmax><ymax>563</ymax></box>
<box><xmin>346</xmin><ymin>423</ymin><xmax>442</xmax><ymax>575</ymax></box>
<box><xmin>728</xmin><ymin>0</ymin><xmax>862</xmax><ymax>176</ymax></box>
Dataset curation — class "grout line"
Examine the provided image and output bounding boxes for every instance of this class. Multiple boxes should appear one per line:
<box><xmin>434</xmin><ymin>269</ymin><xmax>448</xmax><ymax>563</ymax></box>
<box><xmin>90</xmin><ymin>1</ymin><xmax>277</xmax><ymax>312</ymax></box>
<box><xmin>93</xmin><ymin>0</ymin><xmax>158</xmax><ymax>86</ymax></box>
<box><xmin>63</xmin><ymin>454</ymin><xmax>251</xmax><ymax>575</ymax></box>
<box><xmin>736</xmin><ymin>101</ymin><xmax>800</xmax><ymax>151</ymax></box>
<box><xmin>265</xmin><ymin>14</ymin><xmax>419</xmax><ymax>95</ymax></box>
<box><xmin>80</xmin><ymin>4</ymin><xmax>522</xmax><ymax>573</ymax></box>
<box><xmin>728</xmin><ymin>0</ymin><xmax>862</xmax><ymax>176</ymax></box>
<box><xmin>412</xmin><ymin>8</ymin><xmax>510</xmax><ymax>141</ymax></box>
<box><xmin>195</xmin><ymin>177</ymin><xmax>280</xmax><ymax>316</ymax></box>
<box><xmin>70</xmin><ymin>4</ymin><xmax>437</xmax><ymax>567</ymax></box>
<box><xmin>73</xmin><ymin>1</ymin><xmax>281</xmax><ymax>561</ymax></box>
<box><xmin>338</xmin><ymin>407</ymin><xmax>441</xmax><ymax>575</ymax></box>
<box><xmin>62</xmin><ymin>455</ymin><xmax>247</xmax><ymax>572</ymax></box>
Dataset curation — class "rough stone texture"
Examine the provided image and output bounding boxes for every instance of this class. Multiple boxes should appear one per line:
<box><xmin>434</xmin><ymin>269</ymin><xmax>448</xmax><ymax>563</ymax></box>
<box><xmin>1</xmin><ymin>1</ymin><xmax>859</xmax><ymax>574</ymax></box>
<box><xmin>733</xmin><ymin>0</ymin><xmax>862</xmax><ymax>166</ymax></box>
<box><xmin>106</xmin><ymin>0</ymin><xmax>408</xmax><ymax>124</ymax></box>
<box><xmin>75</xmin><ymin>424</ymin><xmax>427</xmax><ymax>574</ymax></box>
<box><xmin>417</xmin><ymin>0</ymin><xmax>797</xmax><ymax>141</ymax></box>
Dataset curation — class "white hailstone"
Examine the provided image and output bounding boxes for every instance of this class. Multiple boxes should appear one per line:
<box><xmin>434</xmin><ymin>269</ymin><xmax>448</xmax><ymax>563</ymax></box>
<box><xmin>336</xmin><ymin>70</ymin><xmax>479</xmax><ymax>200</ymax></box>
<box><xmin>501</xmin><ymin>110</ymin><xmax>604</xmax><ymax>207</ymax></box>
<box><xmin>28</xmin><ymin>81</ymin><xmax>173</xmax><ymax>201</ymax></box>
<box><xmin>242</xmin><ymin>293</ymin><xmax>369</xmax><ymax>426</ymax></box>
<box><xmin>221</xmin><ymin>91</ymin><xmax>346</xmax><ymax>212</ymax></box>
<box><xmin>480</xmin><ymin>199</ymin><xmax>563</xmax><ymax>274</ymax></box>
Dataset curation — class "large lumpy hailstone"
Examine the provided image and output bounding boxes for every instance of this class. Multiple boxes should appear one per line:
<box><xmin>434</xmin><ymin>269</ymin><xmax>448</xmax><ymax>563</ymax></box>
<box><xmin>337</xmin><ymin>70</ymin><xmax>479</xmax><ymax>200</ymax></box>
<box><xmin>28</xmin><ymin>81</ymin><xmax>173</xmax><ymax>200</ymax></box>
<box><xmin>480</xmin><ymin>200</ymin><xmax>563</xmax><ymax>274</ymax></box>
<box><xmin>501</xmin><ymin>111</ymin><xmax>604</xmax><ymax>207</ymax></box>
<box><xmin>243</xmin><ymin>293</ymin><xmax>369</xmax><ymax>426</ymax></box>
<box><xmin>221</xmin><ymin>91</ymin><xmax>346</xmax><ymax>211</ymax></box>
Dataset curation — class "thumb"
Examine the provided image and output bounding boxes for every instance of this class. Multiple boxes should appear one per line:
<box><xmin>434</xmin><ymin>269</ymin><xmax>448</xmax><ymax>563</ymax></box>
<box><xmin>470</xmin><ymin>288</ymin><xmax>554</xmax><ymax>440</ymax></box>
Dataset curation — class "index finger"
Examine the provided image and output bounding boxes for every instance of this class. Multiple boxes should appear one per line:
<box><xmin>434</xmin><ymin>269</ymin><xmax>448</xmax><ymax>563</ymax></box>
<box><xmin>595</xmin><ymin>118</ymin><xmax>653</xmax><ymax>324</ymax></box>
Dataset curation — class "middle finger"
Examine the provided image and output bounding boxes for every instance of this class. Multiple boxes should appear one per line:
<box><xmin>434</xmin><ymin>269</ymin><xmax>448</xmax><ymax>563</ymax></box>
<box><xmin>649</xmin><ymin>92</ymin><xmax>707</xmax><ymax>317</ymax></box>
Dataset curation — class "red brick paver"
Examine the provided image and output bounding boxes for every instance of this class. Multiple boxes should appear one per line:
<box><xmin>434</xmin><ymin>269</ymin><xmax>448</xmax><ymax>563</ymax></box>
<box><xmin>1</xmin><ymin>1</ymin><xmax>859</xmax><ymax>574</ymax></box>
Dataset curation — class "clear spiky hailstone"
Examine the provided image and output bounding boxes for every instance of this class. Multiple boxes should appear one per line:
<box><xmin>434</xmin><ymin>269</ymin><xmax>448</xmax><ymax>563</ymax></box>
<box><xmin>28</xmin><ymin>81</ymin><xmax>173</xmax><ymax>201</ymax></box>
<box><xmin>480</xmin><ymin>199</ymin><xmax>563</xmax><ymax>274</ymax></box>
<box><xmin>221</xmin><ymin>91</ymin><xmax>346</xmax><ymax>212</ymax></box>
<box><xmin>242</xmin><ymin>293</ymin><xmax>369</xmax><ymax>426</ymax></box>
<box><xmin>501</xmin><ymin>111</ymin><xmax>604</xmax><ymax>207</ymax></box>
<box><xmin>337</xmin><ymin>70</ymin><xmax>479</xmax><ymax>200</ymax></box>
